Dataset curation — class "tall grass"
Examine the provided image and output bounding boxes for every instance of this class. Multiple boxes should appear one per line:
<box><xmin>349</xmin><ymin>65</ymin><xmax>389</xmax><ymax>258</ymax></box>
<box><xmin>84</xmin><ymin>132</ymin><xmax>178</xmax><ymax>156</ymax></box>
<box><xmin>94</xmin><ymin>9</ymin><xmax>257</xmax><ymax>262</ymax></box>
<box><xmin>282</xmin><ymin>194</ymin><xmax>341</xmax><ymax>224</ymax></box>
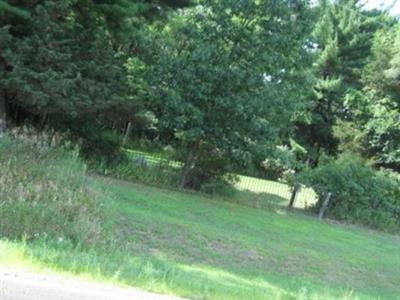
<box><xmin>0</xmin><ymin>129</ymin><xmax>107</xmax><ymax>247</ymax></box>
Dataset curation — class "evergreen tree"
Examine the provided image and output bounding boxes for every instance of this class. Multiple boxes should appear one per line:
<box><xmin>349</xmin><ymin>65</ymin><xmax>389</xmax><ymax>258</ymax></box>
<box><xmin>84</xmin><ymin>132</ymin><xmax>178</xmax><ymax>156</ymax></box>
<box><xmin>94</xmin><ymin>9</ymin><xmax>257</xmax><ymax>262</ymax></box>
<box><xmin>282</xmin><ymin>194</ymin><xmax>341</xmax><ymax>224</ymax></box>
<box><xmin>294</xmin><ymin>0</ymin><xmax>390</xmax><ymax>165</ymax></box>
<box><xmin>360</xmin><ymin>25</ymin><xmax>400</xmax><ymax>170</ymax></box>
<box><xmin>0</xmin><ymin>1</ymin><xmax>162</xmax><ymax>153</ymax></box>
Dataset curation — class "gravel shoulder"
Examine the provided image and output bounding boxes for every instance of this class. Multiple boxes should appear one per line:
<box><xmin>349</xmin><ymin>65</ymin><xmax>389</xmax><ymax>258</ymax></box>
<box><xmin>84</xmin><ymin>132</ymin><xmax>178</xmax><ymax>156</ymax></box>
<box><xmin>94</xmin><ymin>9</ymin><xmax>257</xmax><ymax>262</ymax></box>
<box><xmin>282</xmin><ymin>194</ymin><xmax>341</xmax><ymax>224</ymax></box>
<box><xmin>0</xmin><ymin>268</ymin><xmax>184</xmax><ymax>300</ymax></box>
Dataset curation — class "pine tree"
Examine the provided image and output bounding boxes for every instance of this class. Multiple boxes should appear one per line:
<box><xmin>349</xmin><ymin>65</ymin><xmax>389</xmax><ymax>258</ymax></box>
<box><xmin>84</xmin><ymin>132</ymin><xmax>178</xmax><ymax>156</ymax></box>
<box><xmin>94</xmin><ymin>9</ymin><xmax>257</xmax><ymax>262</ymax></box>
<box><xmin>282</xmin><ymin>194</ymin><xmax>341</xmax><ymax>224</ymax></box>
<box><xmin>361</xmin><ymin>25</ymin><xmax>400</xmax><ymax>170</ymax></box>
<box><xmin>294</xmin><ymin>0</ymin><xmax>390</xmax><ymax>165</ymax></box>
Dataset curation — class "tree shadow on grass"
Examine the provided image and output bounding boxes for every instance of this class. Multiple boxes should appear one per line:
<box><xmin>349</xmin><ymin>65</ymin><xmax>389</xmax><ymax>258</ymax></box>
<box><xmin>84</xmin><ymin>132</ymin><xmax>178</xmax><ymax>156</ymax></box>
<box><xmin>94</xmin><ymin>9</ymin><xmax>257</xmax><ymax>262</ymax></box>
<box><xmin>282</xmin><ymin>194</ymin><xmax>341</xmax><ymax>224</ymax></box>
<box><xmin>225</xmin><ymin>189</ymin><xmax>291</xmax><ymax>211</ymax></box>
<box><xmin>224</xmin><ymin>188</ymin><xmax>316</xmax><ymax>214</ymax></box>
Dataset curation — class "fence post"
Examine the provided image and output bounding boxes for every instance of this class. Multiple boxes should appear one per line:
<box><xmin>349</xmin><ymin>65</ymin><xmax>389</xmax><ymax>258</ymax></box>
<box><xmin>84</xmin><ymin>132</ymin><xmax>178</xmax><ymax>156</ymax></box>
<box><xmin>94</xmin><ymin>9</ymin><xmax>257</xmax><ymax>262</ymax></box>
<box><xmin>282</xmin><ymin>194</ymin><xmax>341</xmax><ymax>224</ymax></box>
<box><xmin>318</xmin><ymin>192</ymin><xmax>332</xmax><ymax>220</ymax></box>
<box><xmin>288</xmin><ymin>182</ymin><xmax>301</xmax><ymax>208</ymax></box>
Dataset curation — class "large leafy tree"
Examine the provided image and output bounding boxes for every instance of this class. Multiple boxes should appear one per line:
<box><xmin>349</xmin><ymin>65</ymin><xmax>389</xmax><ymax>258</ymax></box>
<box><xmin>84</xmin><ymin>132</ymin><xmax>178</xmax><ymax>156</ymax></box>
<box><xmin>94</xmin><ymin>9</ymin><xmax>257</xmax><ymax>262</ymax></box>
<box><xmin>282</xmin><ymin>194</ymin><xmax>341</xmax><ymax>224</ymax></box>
<box><xmin>140</xmin><ymin>0</ymin><xmax>313</xmax><ymax>188</ymax></box>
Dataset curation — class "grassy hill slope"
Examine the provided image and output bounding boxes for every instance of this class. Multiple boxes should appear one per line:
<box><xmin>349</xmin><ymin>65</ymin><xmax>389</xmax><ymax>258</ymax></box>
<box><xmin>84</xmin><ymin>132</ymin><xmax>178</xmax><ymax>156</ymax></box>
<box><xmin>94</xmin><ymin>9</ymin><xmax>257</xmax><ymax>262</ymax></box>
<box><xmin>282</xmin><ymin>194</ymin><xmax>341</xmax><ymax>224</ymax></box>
<box><xmin>1</xmin><ymin>134</ymin><xmax>399</xmax><ymax>300</ymax></box>
<box><xmin>2</xmin><ymin>177</ymin><xmax>400</xmax><ymax>300</ymax></box>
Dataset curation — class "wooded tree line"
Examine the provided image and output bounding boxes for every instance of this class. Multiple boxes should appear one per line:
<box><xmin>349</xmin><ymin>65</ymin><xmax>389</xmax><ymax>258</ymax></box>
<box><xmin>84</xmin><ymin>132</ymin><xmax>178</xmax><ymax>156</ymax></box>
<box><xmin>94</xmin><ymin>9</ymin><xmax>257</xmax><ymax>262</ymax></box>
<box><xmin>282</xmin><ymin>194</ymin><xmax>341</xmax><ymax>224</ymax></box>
<box><xmin>0</xmin><ymin>0</ymin><xmax>399</xmax><ymax>189</ymax></box>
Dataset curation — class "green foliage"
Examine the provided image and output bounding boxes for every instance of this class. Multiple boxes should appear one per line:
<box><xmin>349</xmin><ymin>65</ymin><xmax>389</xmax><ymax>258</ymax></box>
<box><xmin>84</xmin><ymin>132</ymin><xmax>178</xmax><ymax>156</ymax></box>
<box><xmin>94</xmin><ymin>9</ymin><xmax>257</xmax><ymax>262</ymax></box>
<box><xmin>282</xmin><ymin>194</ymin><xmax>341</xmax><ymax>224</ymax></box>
<box><xmin>294</xmin><ymin>0</ymin><xmax>395</xmax><ymax>166</ymax></box>
<box><xmin>0</xmin><ymin>0</ymin><xmax>31</xmax><ymax>36</ymax></box>
<box><xmin>0</xmin><ymin>0</ymin><xmax>195</xmax><ymax>159</ymax></box>
<box><xmin>360</xmin><ymin>25</ymin><xmax>400</xmax><ymax>170</ymax></box>
<box><xmin>80</xmin><ymin>129</ymin><xmax>122</xmax><ymax>161</ymax></box>
<box><xmin>0</xmin><ymin>130</ymin><xmax>107</xmax><ymax>246</ymax></box>
<box><xmin>261</xmin><ymin>145</ymin><xmax>305</xmax><ymax>180</ymax></box>
<box><xmin>101</xmin><ymin>158</ymin><xmax>180</xmax><ymax>188</ymax></box>
<box><xmin>298</xmin><ymin>153</ymin><xmax>400</xmax><ymax>232</ymax></box>
<box><xmin>364</xmin><ymin>100</ymin><xmax>400</xmax><ymax>169</ymax></box>
<box><xmin>332</xmin><ymin>119</ymin><xmax>366</xmax><ymax>155</ymax></box>
<box><xmin>142</xmin><ymin>0</ymin><xmax>313</xmax><ymax>187</ymax></box>
<box><xmin>0</xmin><ymin>0</ymin><xmax>142</xmax><ymax>155</ymax></box>
<box><xmin>1</xmin><ymin>0</ymin><xmax>399</xmax><ymax>193</ymax></box>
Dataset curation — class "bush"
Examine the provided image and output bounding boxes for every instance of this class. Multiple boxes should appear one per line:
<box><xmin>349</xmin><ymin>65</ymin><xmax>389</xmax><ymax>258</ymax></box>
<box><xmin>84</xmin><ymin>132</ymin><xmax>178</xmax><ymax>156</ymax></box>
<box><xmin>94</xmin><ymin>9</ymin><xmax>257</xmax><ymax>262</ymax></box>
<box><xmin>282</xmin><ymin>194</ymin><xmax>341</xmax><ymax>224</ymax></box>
<box><xmin>79</xmin><ymin>129</ymin><xmax>122</xmax><ymax>161</ymax></box>
<box><xmin>94</xmin><ymin>153</ymin><xmax>180</xmax><ymax>189</ymax></box>
<box><xmin>298</xmin><ymin>153</ymin><xmax>400</xmax><ymax>232</ymax></box>
<box><xmin>93</xmin><ymin>146</ymin><xmax>238</xmax><ymax>195</ymax></box>
<box><xmin>199</xmin><ymin>174</ymin><xmax>238</xmax><ymax>196</ymax></box>
<box><xmin>261</xmin><ymin>145</ymin><xmax>304</xmax><ymax>181</ymax></box>
<box><xmin>0</xmin><ymin>129</ymin><xmax>107</xmax><ymax>246</ymax></box>
<box><xmin>186</xmin><ymin>151</ymin><xmax>233</xmax><ymax>190</ymax></box>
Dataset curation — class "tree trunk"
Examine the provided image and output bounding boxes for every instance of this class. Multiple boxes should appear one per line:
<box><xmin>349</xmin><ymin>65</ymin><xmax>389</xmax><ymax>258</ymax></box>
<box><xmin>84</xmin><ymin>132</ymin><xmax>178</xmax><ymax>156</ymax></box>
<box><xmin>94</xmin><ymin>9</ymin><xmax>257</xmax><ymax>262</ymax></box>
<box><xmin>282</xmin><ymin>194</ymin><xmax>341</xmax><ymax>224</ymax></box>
<box><xmin>122</xmin><ymin>121</ymin><xmax>132</xmax><ymax>147</ymax></box>
<box><xmin>0</xmin><ymin>90</ymin><xmax>6</xmax><ymax>137</ymax></box>
<box><xmin>179</xmin><ymin>140</ymin><xmax>200</xmax><ymax>189</ymax></box>
<box><xmin>40</xmin><ymin>111</ymin><xmax>48</xmax><ymax>129</ymax></box>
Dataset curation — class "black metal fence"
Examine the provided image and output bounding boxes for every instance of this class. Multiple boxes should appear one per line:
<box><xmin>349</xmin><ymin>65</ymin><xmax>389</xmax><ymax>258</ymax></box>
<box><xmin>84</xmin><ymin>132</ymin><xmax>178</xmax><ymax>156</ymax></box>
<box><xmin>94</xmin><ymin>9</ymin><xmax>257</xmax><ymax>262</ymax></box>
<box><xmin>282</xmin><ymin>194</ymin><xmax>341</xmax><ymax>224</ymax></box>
<box><xmin>124</xmin><ymin>149</ymin><xmax>317</xmax><ymax>209</ymax></box>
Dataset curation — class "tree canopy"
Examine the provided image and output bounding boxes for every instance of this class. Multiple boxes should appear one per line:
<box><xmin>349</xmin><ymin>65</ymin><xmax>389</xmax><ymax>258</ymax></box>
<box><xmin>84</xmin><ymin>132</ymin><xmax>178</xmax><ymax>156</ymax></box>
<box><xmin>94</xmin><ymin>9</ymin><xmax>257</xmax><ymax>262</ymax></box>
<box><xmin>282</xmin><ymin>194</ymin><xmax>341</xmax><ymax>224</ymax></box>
<box><xmin>1</xmin><ymin>0</ymin><xmax>399</xmax><ymax>187</ymax></box>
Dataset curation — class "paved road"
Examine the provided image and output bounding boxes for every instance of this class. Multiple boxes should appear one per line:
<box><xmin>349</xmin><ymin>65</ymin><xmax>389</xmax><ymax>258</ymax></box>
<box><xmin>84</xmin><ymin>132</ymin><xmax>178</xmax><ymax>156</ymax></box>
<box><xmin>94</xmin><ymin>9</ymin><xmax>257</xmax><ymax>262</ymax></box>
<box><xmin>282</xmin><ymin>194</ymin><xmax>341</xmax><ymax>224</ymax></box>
<box><xmin>0</xmin><ymin>269</ymin><xmax>184</xmax><ymax>300</ymax></box>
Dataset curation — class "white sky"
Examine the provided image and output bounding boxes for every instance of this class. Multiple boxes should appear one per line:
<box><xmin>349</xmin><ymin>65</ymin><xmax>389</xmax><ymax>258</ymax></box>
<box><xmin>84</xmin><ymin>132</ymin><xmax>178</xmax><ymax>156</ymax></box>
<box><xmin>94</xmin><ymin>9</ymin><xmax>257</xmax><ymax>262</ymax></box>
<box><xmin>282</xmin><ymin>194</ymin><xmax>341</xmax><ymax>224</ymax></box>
<box><xmin>362</xmin><ymin>0</ymin><xmax>400</xmax><ymax>17</ymax></box>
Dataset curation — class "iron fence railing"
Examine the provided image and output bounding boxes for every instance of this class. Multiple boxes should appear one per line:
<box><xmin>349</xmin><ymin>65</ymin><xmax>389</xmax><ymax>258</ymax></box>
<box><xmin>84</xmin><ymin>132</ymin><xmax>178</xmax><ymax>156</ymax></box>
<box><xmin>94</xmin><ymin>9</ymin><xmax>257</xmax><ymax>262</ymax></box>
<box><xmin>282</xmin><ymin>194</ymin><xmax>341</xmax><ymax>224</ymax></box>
<box><xmin>124</xmin><ymin>148</ymin><xmax>317</xmax><ymax>209</ymax></box>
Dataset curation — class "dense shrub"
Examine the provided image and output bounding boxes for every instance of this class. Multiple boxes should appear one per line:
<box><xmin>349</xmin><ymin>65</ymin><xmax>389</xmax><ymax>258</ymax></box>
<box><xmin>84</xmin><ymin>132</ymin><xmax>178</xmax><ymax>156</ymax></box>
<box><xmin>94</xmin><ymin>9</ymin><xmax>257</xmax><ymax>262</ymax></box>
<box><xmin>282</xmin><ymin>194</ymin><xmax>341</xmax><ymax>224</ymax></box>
<box><xmin>0</xmin><ymin>129</ymin><xmax>107</xmax><ymax>246</ymax></box>
<box><xmin>78</xmin><ymin>129</ymin><xmax>123</xmax><ymax>161</ymax></box>
<box><xmin>183</xmin><ymin>147</ymin><xmax>234</xmax><ymax>190</ymax></box>
<box><xmin>298</xmin><ymin>154</ymin><xmax>400</xmax><ymax>232</ymax></box>
<box><xmin>93</xmin><ymin>147</ymin><xmax>238</xmax><ymax>195</ymax></box>
<box><xmin>94</xmin><ymin>151</ymin><xmax>180</xmax><ymax>189</ymax></box>
<box><xmin>261</xmin><ymin>145</ymin><xmax>305</xmax><ymax>181</ymax></box>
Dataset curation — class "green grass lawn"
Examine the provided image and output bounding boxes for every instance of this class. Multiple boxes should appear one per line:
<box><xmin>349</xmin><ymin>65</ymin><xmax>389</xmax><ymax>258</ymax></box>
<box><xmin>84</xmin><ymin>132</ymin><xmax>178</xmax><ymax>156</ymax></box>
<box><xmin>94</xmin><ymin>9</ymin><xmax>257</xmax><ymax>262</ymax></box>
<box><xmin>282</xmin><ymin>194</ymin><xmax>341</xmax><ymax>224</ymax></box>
<box><xmin>2</xmin><ymin>177</ymin><xmax>400</xmax><ymax>300</ymax></box>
